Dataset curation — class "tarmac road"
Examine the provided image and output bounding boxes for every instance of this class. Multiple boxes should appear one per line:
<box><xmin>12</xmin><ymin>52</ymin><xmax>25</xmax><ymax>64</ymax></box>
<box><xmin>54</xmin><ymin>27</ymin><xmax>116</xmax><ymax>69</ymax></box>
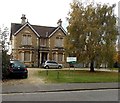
<box><xmin>2</xmin><ymin>89</ymin><xmax>119</xmax><ymax>101</ymax></box>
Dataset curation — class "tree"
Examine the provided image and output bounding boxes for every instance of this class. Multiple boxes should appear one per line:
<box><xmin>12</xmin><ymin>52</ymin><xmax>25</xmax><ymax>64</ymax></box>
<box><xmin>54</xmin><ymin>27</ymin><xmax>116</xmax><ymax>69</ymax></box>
<box><xmin>0</xmin><ymin>26</ymin><xmax>10</xmax><ymax>78</ymax></box>
<box><xmin>66</xmin><ymin>0</ymin><xmax>118</xmax><ymax>72</ymax></box>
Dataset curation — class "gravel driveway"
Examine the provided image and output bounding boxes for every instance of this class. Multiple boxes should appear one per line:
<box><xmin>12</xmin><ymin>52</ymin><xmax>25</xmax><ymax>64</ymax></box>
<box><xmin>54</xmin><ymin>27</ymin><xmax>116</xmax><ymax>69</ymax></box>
<box><xmin>2</xmin><ymin>68</ymin><xmax>44</xmax><ymax>86</ymax></box>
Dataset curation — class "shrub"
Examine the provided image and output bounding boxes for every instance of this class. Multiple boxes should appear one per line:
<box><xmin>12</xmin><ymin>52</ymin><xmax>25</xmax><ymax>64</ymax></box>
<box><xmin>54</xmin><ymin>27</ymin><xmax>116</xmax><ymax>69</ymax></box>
<box><xmin>2</xmin><ymin>50</ymin><xmax>10</xmax><ymax>79</ymax></box>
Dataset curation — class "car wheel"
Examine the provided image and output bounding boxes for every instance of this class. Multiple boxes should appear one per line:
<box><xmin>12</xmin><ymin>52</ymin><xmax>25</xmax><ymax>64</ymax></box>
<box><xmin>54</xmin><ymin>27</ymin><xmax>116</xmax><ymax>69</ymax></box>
<box><xmin>45</xmin><ymin>66</ymin><xmax>49</xmax><ymax>69</ymax></box>
<box><xmin>58</xmin><ymin>66</ymin><xmax>62</xmax><ymax>69</ymax></box>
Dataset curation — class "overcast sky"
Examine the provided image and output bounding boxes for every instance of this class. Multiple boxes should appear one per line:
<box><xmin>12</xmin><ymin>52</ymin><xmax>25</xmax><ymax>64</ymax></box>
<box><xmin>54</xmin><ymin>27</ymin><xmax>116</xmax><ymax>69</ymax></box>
<box><xmin>0</xmin><ymin>0</ymin><xmax>120</xmax><ymax>30</ymax></box>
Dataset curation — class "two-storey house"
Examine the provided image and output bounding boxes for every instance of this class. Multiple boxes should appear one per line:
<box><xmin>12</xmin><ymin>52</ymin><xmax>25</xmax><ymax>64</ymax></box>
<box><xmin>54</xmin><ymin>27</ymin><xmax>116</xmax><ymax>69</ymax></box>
<box><xmin>10</xmin><ymin>14</ymin><xmax>67</xmax><ymax>67</ymax></box>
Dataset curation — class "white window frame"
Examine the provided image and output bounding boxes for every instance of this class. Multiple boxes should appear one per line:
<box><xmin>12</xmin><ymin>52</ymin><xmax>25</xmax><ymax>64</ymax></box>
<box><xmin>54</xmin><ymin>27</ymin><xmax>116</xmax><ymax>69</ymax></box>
<box><xmin>55</xmin><ymin>37</ymin><xmax>63</xmax><ymax>47</ymax></box>
<box><xmin>22</xmin><ymin>34</ymin><xmax>32</xmax><ymax>45</ymax></box>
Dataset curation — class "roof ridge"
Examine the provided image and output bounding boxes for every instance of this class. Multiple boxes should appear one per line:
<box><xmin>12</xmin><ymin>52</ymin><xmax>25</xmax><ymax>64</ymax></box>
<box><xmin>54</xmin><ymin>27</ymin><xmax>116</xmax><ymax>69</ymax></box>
<box><xmin>11</xmin><ymin>23</ymin><xmax>21</xmax><ymax>25</ymax></box>
<box><xmin>31</xmin><ymin>24</ymin><xmax>56</xmax><ymax>28</ymax></box>
<box><xmin>11</xmin><ymin>23</ymin><xmax>57</xmax><ymax>28</ymax></box>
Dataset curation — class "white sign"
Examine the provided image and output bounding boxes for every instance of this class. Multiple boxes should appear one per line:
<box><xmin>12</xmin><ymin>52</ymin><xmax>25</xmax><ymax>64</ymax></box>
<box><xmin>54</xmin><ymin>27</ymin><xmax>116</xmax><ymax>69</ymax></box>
<box><xmin>67</xmin><ymin>57</ymin><xmax>77</xmax><ymax>62</ymax></box>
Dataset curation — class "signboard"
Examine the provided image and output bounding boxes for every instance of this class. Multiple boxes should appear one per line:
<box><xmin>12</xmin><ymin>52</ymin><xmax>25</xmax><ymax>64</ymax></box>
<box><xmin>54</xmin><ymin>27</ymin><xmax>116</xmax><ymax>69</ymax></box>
<box><xmin>67</xmin><ymin>57</ymin><xmax>77</xmax><ymax>63</ymax></box>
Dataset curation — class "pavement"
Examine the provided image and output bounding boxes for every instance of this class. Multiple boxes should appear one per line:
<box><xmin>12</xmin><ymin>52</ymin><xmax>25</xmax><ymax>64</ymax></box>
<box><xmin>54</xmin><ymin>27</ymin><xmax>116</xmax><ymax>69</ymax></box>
<box><xmin>2</xmin><ymin>82</ymin><xmax>119</xmax><ymax>94</ymax></box>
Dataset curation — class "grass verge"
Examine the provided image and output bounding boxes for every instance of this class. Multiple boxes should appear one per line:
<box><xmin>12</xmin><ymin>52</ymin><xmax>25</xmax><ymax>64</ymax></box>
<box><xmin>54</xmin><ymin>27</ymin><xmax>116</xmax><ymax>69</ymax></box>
<box><xmin>37</xmin><ymin>70</ymin><xmax>119</xmax><ymax>83</ymax></box>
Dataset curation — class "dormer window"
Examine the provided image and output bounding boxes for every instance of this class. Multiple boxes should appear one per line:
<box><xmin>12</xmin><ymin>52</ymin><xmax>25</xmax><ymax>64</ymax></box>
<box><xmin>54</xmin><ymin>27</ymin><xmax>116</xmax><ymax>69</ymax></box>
<box><xmin>22</xmin><ymin>34</ymin><xmax>32</xmax><ymax>45</ymax></box>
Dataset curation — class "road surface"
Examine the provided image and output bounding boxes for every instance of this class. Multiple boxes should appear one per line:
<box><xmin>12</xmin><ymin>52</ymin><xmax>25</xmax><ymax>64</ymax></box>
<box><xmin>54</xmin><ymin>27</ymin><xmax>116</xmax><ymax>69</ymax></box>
<box><xmin>2</xmin><ymin>89</ymin><xmax>119</xmax><ymax>101</ymax></box>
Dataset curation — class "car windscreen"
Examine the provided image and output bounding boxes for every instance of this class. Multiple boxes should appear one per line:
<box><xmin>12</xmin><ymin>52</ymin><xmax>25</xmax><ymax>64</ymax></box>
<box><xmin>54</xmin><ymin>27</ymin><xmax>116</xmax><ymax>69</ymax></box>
<box><xmin>12</xmin><ymin>61</ymin><xmax>26</xmax><ymax>68</ymax></box>
<box><xmin>47</xmin><ymin>61</ymin><xmax>57</xmax><ymax>64</ymax></box>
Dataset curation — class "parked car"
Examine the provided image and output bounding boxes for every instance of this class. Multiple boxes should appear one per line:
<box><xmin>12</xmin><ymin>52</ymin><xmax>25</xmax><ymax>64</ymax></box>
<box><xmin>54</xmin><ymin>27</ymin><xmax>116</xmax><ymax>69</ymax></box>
<box><xmin>42</xmin><ymin>60</ymin><xmax>63</xmax><ymax>69</ymax></box>
<box><xmin>69</xmin><ymin>63</ymin><xmax>74</xmax><ymax>68</ymax></box>
<box><xmin>7</xmin><ymin>60</ymin><xmax>28</xmax><ymax>78</ymax></box>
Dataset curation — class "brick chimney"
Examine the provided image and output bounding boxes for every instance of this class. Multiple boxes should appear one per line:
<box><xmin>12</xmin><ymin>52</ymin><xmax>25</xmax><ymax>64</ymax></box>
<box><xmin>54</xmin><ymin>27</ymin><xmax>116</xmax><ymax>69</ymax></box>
<box><xmin>21</xmin><ymin>14</ymin><xmax>26</xmax><ymax>25</ymax></box>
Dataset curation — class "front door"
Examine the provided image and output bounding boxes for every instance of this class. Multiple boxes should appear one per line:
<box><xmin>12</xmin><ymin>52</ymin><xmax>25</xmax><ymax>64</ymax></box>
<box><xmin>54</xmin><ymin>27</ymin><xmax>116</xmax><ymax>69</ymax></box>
<box><xmin>41</xmin><ymin>52</ymin><xmax>48</xmax><ymax>64</ymax></box>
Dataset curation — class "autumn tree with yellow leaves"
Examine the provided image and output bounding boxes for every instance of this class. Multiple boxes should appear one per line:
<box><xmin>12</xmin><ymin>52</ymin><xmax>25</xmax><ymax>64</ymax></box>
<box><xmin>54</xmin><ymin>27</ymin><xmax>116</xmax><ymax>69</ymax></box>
<box><xmin>66</xmin><ymin>0</ymin><xmax>118</xmax><ymax>72</ymax></box>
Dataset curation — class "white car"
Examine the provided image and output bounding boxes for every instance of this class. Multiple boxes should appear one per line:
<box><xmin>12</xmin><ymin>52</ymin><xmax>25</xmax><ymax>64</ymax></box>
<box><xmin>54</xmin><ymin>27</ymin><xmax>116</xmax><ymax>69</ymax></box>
<box><xmin>42</xmin><ymin>60</ymin><xmax>63</xmax><ymax>69</ymax></box>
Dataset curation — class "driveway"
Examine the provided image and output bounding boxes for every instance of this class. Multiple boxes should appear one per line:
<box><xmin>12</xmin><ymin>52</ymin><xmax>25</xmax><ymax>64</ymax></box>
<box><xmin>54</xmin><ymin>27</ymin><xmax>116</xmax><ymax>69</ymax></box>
<box><xmin>2</xmin><ymin>68</ymin><xmax>44</xmax><ymax>86</ymax></box>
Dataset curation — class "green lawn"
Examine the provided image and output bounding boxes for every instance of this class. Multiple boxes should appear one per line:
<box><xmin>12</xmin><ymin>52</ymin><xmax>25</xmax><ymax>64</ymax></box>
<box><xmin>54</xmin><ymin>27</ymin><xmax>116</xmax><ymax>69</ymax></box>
<box><xmin>111</xmin><ymin>68</ymin><xmax>119</xmax><ymax>70</ymax></box>
<box><xmin>37</xmin><ymin>70</ymin><xmax>119</xmax><ymax>83</ymax></box>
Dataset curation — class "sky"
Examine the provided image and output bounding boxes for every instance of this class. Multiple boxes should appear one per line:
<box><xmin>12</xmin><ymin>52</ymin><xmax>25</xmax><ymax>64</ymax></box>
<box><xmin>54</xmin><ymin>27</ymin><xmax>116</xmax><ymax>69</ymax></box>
<box><xmin>0</xmin><ymin>0</ymin><xmax>120</xmax><ymax>30</ymax></box>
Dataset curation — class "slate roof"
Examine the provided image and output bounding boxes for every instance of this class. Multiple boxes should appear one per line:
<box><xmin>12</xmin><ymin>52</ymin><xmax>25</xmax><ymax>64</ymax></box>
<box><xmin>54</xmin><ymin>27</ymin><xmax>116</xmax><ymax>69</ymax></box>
<box><xmin>11</xmin><ymin>23</ymin><xmax>23</xmax><ymax>36</ymax></box>
<box><xmin>32</xmin><ymin>24</ymin><xmax>57</xmax><ymax>38</ymax></box>
<box><xmin>10</xmin><ymin>23</ymin><xmax>57</xmax><ymax>39</ymax></box>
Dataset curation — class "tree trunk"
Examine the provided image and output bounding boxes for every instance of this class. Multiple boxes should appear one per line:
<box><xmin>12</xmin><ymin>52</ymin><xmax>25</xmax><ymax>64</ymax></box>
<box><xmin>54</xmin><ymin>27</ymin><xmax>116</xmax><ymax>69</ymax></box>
<box><xmin>90</xmin><ymin>60</ymin><xmax>95</xmax><ymax>72</ymax></box>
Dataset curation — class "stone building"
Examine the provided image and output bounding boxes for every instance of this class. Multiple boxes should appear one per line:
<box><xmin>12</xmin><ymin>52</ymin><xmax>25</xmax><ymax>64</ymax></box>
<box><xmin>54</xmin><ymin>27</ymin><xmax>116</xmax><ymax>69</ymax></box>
<box><xmin>10</xmin><ymin>15</ymin><xmax>67</xmax><ymax>67</ymax></box>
